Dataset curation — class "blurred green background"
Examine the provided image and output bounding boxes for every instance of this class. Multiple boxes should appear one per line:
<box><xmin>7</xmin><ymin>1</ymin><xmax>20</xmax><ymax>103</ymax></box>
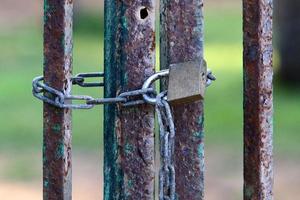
<box><xmin>0</xmin><ymin>0</ymin><xmax>299</xmax><ymax>199</ymax></box>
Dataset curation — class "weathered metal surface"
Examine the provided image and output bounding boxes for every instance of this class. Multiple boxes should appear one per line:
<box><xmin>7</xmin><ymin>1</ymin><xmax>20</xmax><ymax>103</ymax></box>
<box><xmin>160</xmin><ymin>0</ymin><xmax>205</xmax><ymax>199</ymax></box>
<box><xmin>104</xmin><ymin>0</ymin><xmax>155</xmax><ymax>199</ymax></box>
<box><xmin>168</xmin><ymin>60</ymin><xmax>207</xmax><ymax>104</ymax></box>
<box><xmin>43</xmin><ymin>0</ymin><xmax>73</xmax><ymax>199</ymax></box>
<box><xmin>243</xmin><ymin>0</ymin><xmax>274</xmax><ymax>199</ymax></box>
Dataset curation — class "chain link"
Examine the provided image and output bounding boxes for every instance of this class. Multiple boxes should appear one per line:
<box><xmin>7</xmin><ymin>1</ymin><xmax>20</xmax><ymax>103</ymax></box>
<box><xmin>33</xmin><ymin>70</ymin><xmax>216</xmax><ymax>109</ymax></box>
<box><xmin>32</xmin><ymin>73</ymin><xmax>156</xmax><ymax>109</ymax></box>
<box><xmin>72</xmin><ymin>72</ymin><xmax>104</xmax><ymax>87</ymax></box>
<box><xmin>32</xmin><ymin>69</ymin><xmax>215</xmax><ymax>199</ymax></box>
<box><xmin>156</xmin><ymin>91</ymin><xmax>176</xmax><ymax>200</ymax></box>
<box><xmin>86</xmin><ymin>88</ymin><xmax>156</xmax><ymax>107</ymax></box>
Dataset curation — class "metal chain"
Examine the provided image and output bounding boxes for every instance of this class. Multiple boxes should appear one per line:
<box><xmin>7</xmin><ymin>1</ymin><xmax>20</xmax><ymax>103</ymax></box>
<box><xmin>32</xmin><ymin>73</ymin><xmax>156</xmax><ymax>109</ymax></box>
<box><xmin>72</xmin><ymin>72</ymin><xmax>104</xmax><ymax>87</ymax></box>
<box><xmin>33</xmin><ymin>70</ymin><xmax>216</xmax><ymax>109</ymax></box>
<box><xmin>32</xmin><ymin>69</ymin><xmax>215</xmax><ymax>199</ymax></box>
<box><xmin>156</xmin><ymin>91</ymin><xmax>176</xmax><ymax>200</ymax></box>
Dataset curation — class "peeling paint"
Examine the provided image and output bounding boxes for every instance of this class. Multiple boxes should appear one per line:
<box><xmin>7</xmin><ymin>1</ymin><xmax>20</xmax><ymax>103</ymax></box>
<box><xmin>193</xmin><ymin>131</ymin><xmax>203</xmax><ymax>139</ymax></box>
<box><xmin>44</xmin><ymin>180</ymin><xmax>49</xmax><ymax>188</ymax></box>
<box><xmin>56</xmin><ymin>142</ymin><xmax>65</xmax><ymax>159</ymax></box>
<box><xmin>245</xmin><ymin>185</ymin><xmax>255</xmax><ymax>198</ymax></box>
<box><xmin>197</xmin><ymin>115</ymin><xmax>204</xmax><ymax>126</ymax></box>
<box><xmin>104</xmin><ymin>0</ymin><xmax>155</xmax><ymax>199</ymax></box>
<box><xmin>124</xmin><ymin>143</ymin><xmax>134</xmax><ymax>156</ymax></box>
<box><xmin>51</xmin><ymin>124</ymin><xmax>61</xmax><ymax>133</ymax></box>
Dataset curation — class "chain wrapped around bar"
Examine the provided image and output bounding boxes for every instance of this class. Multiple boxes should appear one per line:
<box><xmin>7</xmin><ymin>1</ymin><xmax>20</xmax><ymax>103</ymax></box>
<box><xmin>32</xmin><ymin>69</ymin><xmax>215</xmax><ymax>199</ymax></box>
<box><xmin>33</xmin><ymin>70</ymin><xmax>215</xmax><ymax>109</ymax></box>
<box><xmin>156</xmin><ymin>91</ymin><xmax>176</xmax><ymax>200</ymax></box>
<box><xmin>32</xmin><ymin>73</ymin><xmax>156</xmax><ymax>109</ymax></box>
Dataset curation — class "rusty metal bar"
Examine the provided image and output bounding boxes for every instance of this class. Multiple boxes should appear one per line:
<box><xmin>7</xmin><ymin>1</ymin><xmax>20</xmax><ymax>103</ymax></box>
<box><xmin>160</xmin><ymin>1</ymin><xmax>205</xmax><ymax>199</ymax></box>
<box><xmin>43</xmin><ymin>0</ymin><xmax>73</xmax><ymax>199</ymax></box>
<box><xmin>243</xmin><ymin>0</ymin><xmax>273</xmax><ymax>199</ymax></box>
<box><xmin>104</xmin><ymin>1</ymin><xmax>155</xmax><ymax>199</ymax></box>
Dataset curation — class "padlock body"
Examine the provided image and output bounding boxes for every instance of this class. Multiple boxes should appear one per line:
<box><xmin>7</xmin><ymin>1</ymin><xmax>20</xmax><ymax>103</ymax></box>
<box><xmin>167</xmin><ymin>60</ymin><xmax>207</xmax><ymax>104</ymax></box>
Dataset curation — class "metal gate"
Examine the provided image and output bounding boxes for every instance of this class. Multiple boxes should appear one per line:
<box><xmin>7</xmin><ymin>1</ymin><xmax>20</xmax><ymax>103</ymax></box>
<box><xmin>32</xmin><ymin>0</ymin><xmax>273</xmax><ymax>199</ymax></box>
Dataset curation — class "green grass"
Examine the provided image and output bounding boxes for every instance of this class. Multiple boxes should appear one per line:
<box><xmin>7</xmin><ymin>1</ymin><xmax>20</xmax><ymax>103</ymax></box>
<box><xmin>0</xmin><ymin>7</ymin><xmax>299</xmax><ymax>158</ymax></box>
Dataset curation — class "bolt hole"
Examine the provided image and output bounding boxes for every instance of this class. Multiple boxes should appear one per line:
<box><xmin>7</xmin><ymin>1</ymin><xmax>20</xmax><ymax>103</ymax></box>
<box><xmin>140</xmin><ymin>7</ymin><xmax>148</xmax><ymax>19</ymax></box>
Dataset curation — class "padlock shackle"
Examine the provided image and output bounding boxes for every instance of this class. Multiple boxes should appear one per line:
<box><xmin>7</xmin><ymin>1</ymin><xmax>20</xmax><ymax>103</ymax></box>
<box><xmin>142</xmin><ymin>69</ymin><xmax>169</xmax><ymax>105</ymax></box>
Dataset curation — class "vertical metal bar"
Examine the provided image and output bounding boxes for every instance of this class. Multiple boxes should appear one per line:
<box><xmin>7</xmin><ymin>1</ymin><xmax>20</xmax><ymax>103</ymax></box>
<box><xmin>160</xmin><ymin>1</ymin><xmax>205</xmax><ymax>199</ymax></box>
<box><xmin>243</xmin><ymin>0</ymin><xmax>273</xmax><ymax>199</ymax></box>
<box><xmin>104</xmin><ymin>1</ymin><xmax>155</xmax><ymax>199</ymax></box>
<box><xmin>43</xmin><ymin>0</ymin><xmax>73</xmax><ymax>199</ymax></box>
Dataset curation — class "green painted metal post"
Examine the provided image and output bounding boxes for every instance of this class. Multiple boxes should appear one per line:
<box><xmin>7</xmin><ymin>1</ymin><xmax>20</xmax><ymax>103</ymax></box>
<box><xmin>160</xmin><ymin>0</ymin><xmax>205</xmax><ymax>199</ymax></box>
<box><xmin>43</xmin><ymin>0</ymin><xmax>73</xmax><ymax>199</ymax></box>
<box><xmin>104</xmin><ymin>1</ymin><xmax>156</xmax><ymax>199</ymax></box>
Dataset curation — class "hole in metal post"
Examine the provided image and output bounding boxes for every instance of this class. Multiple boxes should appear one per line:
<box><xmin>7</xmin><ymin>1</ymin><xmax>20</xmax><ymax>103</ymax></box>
<box><xmin>140</xmin><ymin>7</ymin><xmax>148</xmax><ymax>19</ymax></box>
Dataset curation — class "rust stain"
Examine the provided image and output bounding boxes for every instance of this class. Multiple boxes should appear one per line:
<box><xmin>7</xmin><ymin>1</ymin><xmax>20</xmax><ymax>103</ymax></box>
<box><xmin>243</xmin><ymin>0</ymin><xmax>273</xmax><ymax>199</ymax></box>
<box><xmin>104</xmin><ymin>0</ymin><xmax>155</xmax><ymax>199</ymax></box>
<box><xmin>43</xmin><ymin>0</ymin><xmax>73</xmax><ymax>199</ymax></box>
<box><xmin>160</xmin><ymin>0</ymin><xmax>205</xmax><ymax>199</ymax></box>
<box><xmin>119</xmin><ymin>1</ymin><xmax>155</xmax><ymax>198</ymax></box>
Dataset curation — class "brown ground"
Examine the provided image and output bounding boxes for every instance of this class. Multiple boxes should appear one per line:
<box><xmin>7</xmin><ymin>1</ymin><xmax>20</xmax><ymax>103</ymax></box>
<box><xmin>0</xmin><ymin>149</ymin><xmax>299</xmax><ymax>200</ymax></box>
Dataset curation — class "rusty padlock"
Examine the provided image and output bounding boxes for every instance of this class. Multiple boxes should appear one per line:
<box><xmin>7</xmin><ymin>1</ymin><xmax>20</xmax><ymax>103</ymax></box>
<box><xmin>167</xmin><ymin>59</ymin><xmax>207</xmax><ymax>104</ymax></box>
